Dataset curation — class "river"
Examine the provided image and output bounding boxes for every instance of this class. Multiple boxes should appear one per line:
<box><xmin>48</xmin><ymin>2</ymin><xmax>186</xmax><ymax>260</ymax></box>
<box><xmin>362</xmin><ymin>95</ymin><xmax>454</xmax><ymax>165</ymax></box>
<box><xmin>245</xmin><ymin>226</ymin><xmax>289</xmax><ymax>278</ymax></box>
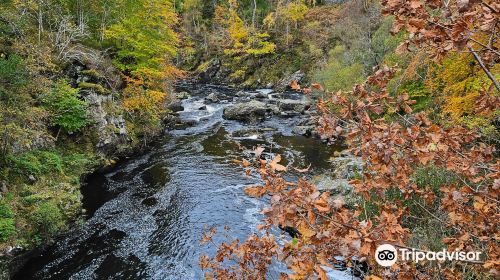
<box><xmin>14</xmin><ymin>84</ymin><xmax>354</xmax><ymax>280</ymax></box>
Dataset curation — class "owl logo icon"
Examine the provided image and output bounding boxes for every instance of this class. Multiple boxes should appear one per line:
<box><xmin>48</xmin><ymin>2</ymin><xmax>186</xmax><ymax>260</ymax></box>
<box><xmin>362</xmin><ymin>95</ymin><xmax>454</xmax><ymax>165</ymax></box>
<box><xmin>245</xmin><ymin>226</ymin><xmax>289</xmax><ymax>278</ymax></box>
<box><xmin>375</xmin><ymin>244</ymin><xmax>397</xmax><ymax>267</ymax></box>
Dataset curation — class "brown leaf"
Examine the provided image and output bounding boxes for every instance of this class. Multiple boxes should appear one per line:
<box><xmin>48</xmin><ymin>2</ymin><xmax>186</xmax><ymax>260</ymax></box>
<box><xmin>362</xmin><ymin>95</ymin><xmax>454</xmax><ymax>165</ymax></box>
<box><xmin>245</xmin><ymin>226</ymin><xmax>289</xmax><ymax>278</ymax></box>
<box><xmin>290</xmin><ymin>80</ymin><xmax>301</xmax><ymax>91</ymax></box>
<box><xmin>315</xmin><ymin>265</ymin><xmax>328</xmax><ymax>280</ymax></box>
<box><xmin>244</xmin><ymin>186</ymin><xmax>267</xmax><ymax>198</ymax></box>
<box><xmin>270</xmin><ymin>155</ymin><xmax>287</xmax><ymax>172</ymax></box>
<box><xmin>242</xmin><ymin>159</ymin><xmax>251</xmax><ymax>167</ymax></box>
<box><xmin>311</xmin><ymin>83</ymin><xmax>323</xmax><ymax>90</ymax></box>
<box><xmin>293</xmin><ymin>164</ymin><xmax>311</xmax><ymax>173</ymax></box>
<box><xmin>254</xmin><ymin>146</ymin><xmax>265</xmax><ymax>158</ymax></box>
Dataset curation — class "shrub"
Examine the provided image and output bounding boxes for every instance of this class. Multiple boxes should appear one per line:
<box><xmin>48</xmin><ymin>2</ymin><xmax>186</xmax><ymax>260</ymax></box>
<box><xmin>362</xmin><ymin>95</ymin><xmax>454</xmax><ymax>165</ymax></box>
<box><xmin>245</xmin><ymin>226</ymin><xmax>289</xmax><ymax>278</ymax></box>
<box><xmin>30</xmin><ymin>201</ymin><xmax>65</xmax><ymax>239</ymax></box>
<box><xmin>8</xmin><ymin>150</ymin><xmax>63</xmax><ymax>177</ymax></box>
<box><xmin>0</xmin><ymin>55</ymin><xmax>28</xmax><ymax>101</ymax></box>
<box><xmin>0</xmin><ymin>201</ymin><xmax>15</xmax><ymax>242</ymax></box>
<box><xmin>42</xmin><ymin>80</ymin><xmax>88</xmax><ymax>134</ymax></box>
<box><xmin>313</xmin><ymin>45</ymin><xmax>366</xmax><ymax>92</ymax></box>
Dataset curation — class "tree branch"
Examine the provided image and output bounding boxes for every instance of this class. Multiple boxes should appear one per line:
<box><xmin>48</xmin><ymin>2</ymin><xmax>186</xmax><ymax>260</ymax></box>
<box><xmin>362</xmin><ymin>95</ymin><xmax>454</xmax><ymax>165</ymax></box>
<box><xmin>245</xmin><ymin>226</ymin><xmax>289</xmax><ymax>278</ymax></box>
<box><xmin>469</xmin><ymin>46</ymin><xmax>500</xmax><ymax>92</ymax></box>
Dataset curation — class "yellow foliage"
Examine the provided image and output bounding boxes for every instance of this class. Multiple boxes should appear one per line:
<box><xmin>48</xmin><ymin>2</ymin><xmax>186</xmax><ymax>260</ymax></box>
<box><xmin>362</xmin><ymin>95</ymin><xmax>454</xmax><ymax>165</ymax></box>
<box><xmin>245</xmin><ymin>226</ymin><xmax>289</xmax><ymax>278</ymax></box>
<box><xmin>283</xmin><ymin>1</ymin><xmax>309</xmax><ymax>24</ymax></box>
<box><xmin>122</xmin><ymin>77</ymin><xmax>167</xmax><ymax>115</ymax></box>
<box><xmin>426</xmin><ymin>52</ymin><xmax>499</xmax><ymax>123</ymax></box>
<box><xmin>219</xmin><ymin>4</ymin><xmax>276</xmax><ymax>59</ymax></box>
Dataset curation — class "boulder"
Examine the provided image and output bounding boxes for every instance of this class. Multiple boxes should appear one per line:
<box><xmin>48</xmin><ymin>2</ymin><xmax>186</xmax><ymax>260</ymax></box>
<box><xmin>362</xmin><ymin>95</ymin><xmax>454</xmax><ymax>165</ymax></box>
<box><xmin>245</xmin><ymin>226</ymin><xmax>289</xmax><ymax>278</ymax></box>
<box><xmin>278</xmin><ymin>99</ymin><xmax>311</xmax><ymax>113</ymax></box>
<box><xmin>310</xmin><ymin>154</ymin><xmax>362</xmax><ymax>195</ymax></box>
<box><xmin>205</xmin><ymin>92</ymin><xmax>219</xmax><ymax>103</ymax></box>
<box><xmin>175</xmin><ymin>91</ymin><xmax>190</xmax><ymax>100</ymax></box>
<box><xmin>167</xmin><ymin>100</ymin><xmax>184</xmax><ymax>112</ymax></box>
<box><xmin>330</xmin><ymin>154</ymin><xmax>363</xmax><ymax>180</ymax></box>
<box><xmin>293</xmin><ymin>125</ymin><xmax>314</xmax><ymax>136</ymax></box>
<box><xmin>311</xmin><ymin>176</ymin><xmax>351</xmax><ymax>194</ymax></box>
<box><xmin>223</xmin><ymin>100</ymin><xmax>268</xmax><ymax>123</ymax></box>
<box><xmin>197</xmin><ymin>59</ymin><xmax>221</xmax><ymax>82</ymax></box>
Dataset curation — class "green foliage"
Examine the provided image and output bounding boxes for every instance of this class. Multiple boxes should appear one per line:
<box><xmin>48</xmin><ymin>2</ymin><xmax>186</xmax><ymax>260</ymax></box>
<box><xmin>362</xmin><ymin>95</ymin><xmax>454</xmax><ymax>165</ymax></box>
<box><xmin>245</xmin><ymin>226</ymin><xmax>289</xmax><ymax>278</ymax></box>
<box><xmin>412</xmin><ymin>165</ymin><xmax>459</xmax><ymax>193</ymax></box>
<box><xmin>222</xmin><ymin>4</ymin><xmax>276</xmax><ymax>58</ymax></box>
<box><xmin>42</xmin><ymin>81</ymin><xmax>88</xmax><ymax>134</ymax></box>
<box><xmin>29</xmin><ymin>201</ymin><xmax>65</xmax><ymax>240</ymax></box>
<box><xmin>0</xmin><ymin>55</ymin><xmax>28</xmax><ymax>104</ymax></box>
<box><xmin>0</xmin><ymin>201</ymin><xmax>15</xmax><ymax>242</ymax></box>
<box><xmin>399</xmin><ymin>80</ymin><xmax>432</xmax><ymax>112</ymax></box>
<box><xmin>314</xmin><ymin>45</ymin><xmax>366</xmax><ymax>91</ymax></box>
<box><xmin>106</xmin><ymin>0</ymin><xmax>178</xmax><ymax>83</ymax></box>
<box><xmin>8</xmin><ymin>150</ymin><xmax>63</xmax><ymax>177</ymax></box>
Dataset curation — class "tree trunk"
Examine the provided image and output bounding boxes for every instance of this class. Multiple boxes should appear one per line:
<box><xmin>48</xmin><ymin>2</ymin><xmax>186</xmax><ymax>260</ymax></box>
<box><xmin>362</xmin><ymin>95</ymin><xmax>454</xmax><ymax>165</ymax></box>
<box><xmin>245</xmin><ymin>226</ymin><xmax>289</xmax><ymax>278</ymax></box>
<box><xmin>252</xmin><ymin>0</ymin><xmax>257</xmax><ymax>29</ymax></box>
<box><xmin>38</xmin><ymin>3</ymin><xmax>43</xmax><ymax>43</ymax></box>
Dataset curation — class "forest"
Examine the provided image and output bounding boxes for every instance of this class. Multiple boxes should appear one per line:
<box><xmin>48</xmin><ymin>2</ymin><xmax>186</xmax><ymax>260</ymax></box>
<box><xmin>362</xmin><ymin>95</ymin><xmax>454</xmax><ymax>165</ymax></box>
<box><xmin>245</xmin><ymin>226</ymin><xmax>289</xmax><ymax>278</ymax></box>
<box><xmin>0</xmin><ymin>0</ymin><xmax>498</xmax><ymax>279</ymax></box>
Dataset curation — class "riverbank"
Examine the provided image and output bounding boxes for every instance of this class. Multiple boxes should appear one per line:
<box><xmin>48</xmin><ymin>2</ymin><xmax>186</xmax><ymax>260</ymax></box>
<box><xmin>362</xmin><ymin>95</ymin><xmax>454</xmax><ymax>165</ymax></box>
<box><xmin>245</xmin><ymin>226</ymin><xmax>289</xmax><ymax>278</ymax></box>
<box><xmin>10</xmin><ymin>83</ymin><xmax>357</xmax><ymax>279</ymax></box>
<box><xmin>2</xmin><ymin>81</ymin><xmax>315</xmax><ymax>278</ymax></box>
<box><xmin>1</xmin><ymin>110</ymin><xmax>182</xmax><ymax>279</ymax></box>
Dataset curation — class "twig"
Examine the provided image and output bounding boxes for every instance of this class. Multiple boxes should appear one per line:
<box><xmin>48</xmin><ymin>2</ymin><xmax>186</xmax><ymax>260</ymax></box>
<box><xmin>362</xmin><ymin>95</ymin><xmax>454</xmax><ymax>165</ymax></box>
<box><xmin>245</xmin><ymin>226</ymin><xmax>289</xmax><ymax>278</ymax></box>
<box><xmin>468</xmin><ymin>46</ymin><xmax>500</xmax><ymax>92</ymax></box>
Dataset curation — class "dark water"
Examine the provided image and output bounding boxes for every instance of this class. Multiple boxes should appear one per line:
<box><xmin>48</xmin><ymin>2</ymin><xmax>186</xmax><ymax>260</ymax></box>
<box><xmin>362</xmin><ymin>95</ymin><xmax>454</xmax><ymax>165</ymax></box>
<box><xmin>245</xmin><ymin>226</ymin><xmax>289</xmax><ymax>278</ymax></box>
<box><xmin>14</xmin><ymin>85</ymin><xmax>344</xmax><ymax>280</ymax></box>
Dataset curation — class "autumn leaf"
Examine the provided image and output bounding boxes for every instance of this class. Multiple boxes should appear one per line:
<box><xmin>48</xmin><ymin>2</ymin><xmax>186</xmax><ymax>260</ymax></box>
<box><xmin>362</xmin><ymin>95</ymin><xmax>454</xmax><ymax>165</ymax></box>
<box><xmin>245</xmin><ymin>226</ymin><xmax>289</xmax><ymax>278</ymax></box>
<box><xmin>244</xmin><ymin>186</ymin><xmax>267</xmax><ymax>198</ymax></box>
<box><xmin>314</xmin><ymin>198</ymin><xmax>330</xmax><ymax>212</ymax></box>
<box><xmin>311</xmin><ymin>83</ymin><xmax>323</xmax><ymax>90</ymax></box>
<box><xmin>254</xmin><ymin>146</ymin><xmax>265</xmax><ymax>158</ymax></box>
<box><xmin>290</xmin><ymin>80</ymin><xmax>301</xmax><ymax>91</ymax></box>
<box><xmin>293</xmin><ymin>164</ymin><xmax>311</xmax><ymax>173</ymax></box>
<box><xmin>270</xmin><ymin>155</ymin><xmax>287</xmax><ymax>172</ymax></box>
<box><xmin>315</xmin><ymin>265</ymin><xmax>328</xmax><ymax>280</ymax></box>
<box><xmin>241</xmin><ymin>159</ymin><xmax>250</xmax><ymax>167</ymax></box>
<box><xmin>365</xmin><ymin>276</ymin><xmax>383</xmax><ymax>280</ymax></box>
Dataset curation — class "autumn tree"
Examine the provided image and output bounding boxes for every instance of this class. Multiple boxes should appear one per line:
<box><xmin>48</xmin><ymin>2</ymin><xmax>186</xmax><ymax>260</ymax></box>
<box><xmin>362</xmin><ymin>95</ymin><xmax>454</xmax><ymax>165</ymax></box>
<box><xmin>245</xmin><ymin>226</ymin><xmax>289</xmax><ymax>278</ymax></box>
<box><xmin>106</xmin><ymin>0</ymin><xmax>179</xmax><ymax>87</ymax></box>
<box><xmin>200</xmin><ymin>0</ymin><xmax>499</xmax><ymax>279</ymax></box>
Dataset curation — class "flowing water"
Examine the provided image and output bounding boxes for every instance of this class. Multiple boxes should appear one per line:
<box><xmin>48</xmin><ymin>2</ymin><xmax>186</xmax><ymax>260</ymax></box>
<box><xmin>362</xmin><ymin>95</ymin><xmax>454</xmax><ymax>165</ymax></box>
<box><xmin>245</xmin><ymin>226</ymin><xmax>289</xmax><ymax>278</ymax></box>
<box><xmin>14</xmin><ymin>84</ymin><xmax>353</xmax><ymax>280</ymax></box>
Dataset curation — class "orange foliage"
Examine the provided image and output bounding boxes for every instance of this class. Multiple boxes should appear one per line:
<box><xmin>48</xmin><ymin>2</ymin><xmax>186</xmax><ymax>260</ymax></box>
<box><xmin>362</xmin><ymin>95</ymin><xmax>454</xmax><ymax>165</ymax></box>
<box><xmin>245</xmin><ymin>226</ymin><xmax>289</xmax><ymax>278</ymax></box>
<box><xmin>201</xmin><ymin>66</ymin><xmax>499</xmax><ymax>279</ymax></box>
<box><xmin>122</xmin><ymin>76</ymin><xmax>167</xmax><ymax>115</ymax></box>
<box><xmin>200</xmin><ymin>0</ymin><xmax>499</xmax><ymax>279</ymax></box>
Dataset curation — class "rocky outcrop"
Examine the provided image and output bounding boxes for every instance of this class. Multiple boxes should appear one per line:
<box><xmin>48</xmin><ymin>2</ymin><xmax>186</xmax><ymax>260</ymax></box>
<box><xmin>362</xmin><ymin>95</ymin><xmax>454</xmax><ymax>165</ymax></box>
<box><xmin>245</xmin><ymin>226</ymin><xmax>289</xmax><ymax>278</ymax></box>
<box><xmin>330</xmin><ymin>153</ymin><xmax>363</xmax><ymax>180</ymax></box>
<box><xmin>197</xmin><ymin>59</ymin><xmax>221</xmax><ymax>83</ymax></box>
<box><xmin>275</xmin><ymin>70</ymin><xmax>305</xmax><ymax>92</ymax></box>
<box><xmin>81</xmin><ymin>91</ymin><xmax>129</xmax><ymax>153</ymax></box>
<box><xmin>223</xmin><ymin>100</ymin><xmax>268</xmax><ymax>123</ymax></box>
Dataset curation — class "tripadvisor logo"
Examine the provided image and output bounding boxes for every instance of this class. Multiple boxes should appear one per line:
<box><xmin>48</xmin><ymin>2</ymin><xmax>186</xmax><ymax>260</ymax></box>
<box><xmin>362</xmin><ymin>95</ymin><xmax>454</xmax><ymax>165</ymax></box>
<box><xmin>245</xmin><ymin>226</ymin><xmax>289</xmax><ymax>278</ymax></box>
<box><xmin>375</xmin><ymin>244</ymin><xmax>482</xmax><ymax>267</ymax></box>
<box><xmin>375</xmin><ymin>244</ymin><xmax>398</xmax><ymax>267</ymax></box>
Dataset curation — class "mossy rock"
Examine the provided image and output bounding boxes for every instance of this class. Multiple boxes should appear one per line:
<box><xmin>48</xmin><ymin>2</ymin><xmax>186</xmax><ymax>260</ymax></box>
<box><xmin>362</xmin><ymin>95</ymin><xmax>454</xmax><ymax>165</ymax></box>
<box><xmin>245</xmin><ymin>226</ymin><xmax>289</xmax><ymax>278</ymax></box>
<box><xmin>80</xmin><ymin>69</ymin><xmax>104</xmax><ymax>80</ymax></box>
<box><xmin>78</xmin><ymin>82</ymin><xmax>109</xmax><ymax>95</ymax></box>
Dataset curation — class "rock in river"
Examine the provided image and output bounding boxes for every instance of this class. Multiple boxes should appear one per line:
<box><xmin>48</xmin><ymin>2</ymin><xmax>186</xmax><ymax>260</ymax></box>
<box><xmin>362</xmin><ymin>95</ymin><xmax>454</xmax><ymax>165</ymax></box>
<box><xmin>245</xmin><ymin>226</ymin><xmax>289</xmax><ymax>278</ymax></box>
<box><xmin>167</xmin><ymin>100</ymin><xmax>184</xmax><ymax>112</ymax></box>
<box><xmin>223</xmin><ymin>100</ymin><xmax>268</xmax><ymax>123</ymax></box>
<box><xmin>278</xmin><ymin>99</ymin><xmax>311</xmax><ymax>114</ymax></box>
<box><xmin>205</xmin><ymin>92</ymin><xmax>219</xmax><ymax>103</ymax></box>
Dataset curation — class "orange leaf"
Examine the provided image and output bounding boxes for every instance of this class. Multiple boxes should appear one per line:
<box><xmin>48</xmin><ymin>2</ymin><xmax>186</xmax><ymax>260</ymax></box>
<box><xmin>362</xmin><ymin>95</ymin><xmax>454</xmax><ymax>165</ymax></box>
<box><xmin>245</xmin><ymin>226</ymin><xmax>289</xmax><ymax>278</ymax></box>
<box><xmin>293</xmin><ymin>164</ymin><xmax>311</xmax><ymax>173</ymax></box>
<box><xmin>290</xmin><ymin>80</ymin><xmax>301</xmax><ymax>91</ymax></box>
<box><xmin>244</xmin><ymin>186</ymin><xmax>267</xmax><ymax>198</ymax></box>
<box><xmin>311</xmin><ymin>83</ymin><xmax>323</xmax><ymax>90</ymax></box>
<box><xmin>314</xmin><ymin>199</ymin><xmax>330</xmax><ymax>212</ymax></box>
<box><xmin>270</xmin><ymin>155</ymin><xmax>287</xmax><ymax>172</ymax></box>
<box><xmin>315</xmin><ymin>266</ymin><xmax>328</xmax><ymax>280</ymax></box>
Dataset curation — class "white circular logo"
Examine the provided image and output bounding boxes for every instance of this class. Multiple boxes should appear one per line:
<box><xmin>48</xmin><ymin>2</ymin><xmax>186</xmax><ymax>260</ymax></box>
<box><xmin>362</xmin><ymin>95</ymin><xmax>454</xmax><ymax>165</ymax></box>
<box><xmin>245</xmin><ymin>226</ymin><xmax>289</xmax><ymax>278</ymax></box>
<box><xmin>375</xmin><ymin>244</ymin><xmax>397</xmax><ymax>267</ymax></box>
